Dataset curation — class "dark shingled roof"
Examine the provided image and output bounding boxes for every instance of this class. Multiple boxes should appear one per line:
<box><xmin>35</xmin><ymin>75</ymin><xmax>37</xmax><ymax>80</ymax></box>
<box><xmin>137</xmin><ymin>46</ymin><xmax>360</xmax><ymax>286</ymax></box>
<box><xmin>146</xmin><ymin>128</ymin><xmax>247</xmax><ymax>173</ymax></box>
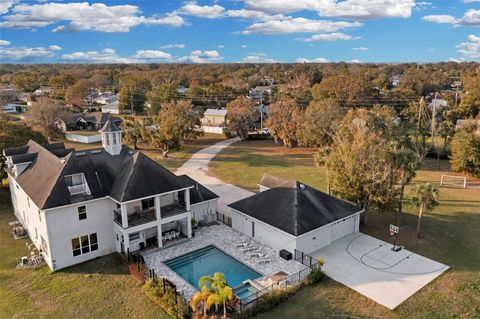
<box><xmin>99</xmin><ymin>119</ymin><xmax>120</xmax><ymax>132</ymax></box>
<box><xmin>11</xmin><ymin>153</ymin><xmax>37</xmax><ymax>164</ymax></box>
<box><xmin>228</xmin><ymin>180</ymin><xmax>361</xmax><ymax>237</ymax></box>
<box><xmin>64</xmin><ymin>112</ymin><xmax>121</xmax><ymax>125</ymax></box>
<box><xmin>5</xmin><ymin>140</ymin><xmax>191</xmax><ymax>209</ymax></box>
<box><xmin>178</xmin><ymin>175</ymin><xmax>219</xmax><ymax>205</ymax></box>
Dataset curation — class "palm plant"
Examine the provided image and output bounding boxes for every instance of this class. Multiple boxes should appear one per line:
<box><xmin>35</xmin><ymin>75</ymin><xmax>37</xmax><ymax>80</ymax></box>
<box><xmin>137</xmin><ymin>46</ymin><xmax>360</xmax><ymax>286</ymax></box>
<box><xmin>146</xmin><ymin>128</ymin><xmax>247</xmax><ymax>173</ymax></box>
<box><xmin>393</xmin><ymin>148</ymin><xmax>420</xmax><ymax>225</ymax></box>
<box><xmin>198</xmin><ymin>273</ymin><xmax>233</xmax><ymax>317</ymax></box>
<box><xmin>217</xmin><ymin>285</ymin><xmax>234</xmax><ymax>318</ymax></box>
<box><xmin>190</xmin><ymin>285</ymin><xmax>210</xmax><ymax>316</ymax></box>
<box><xmin>411</xmin><ymin>183</ymin><xmax>440</xmax><ymax>238</ymax></box>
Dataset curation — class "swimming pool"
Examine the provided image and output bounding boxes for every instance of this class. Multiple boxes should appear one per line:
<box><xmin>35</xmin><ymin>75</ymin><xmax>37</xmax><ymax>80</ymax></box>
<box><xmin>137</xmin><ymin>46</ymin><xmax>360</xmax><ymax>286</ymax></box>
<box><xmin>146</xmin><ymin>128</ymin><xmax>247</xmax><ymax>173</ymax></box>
<box><xmin>164</xmin><ymin>245</ymin><xmax>261</xmax><ymax>289</ymax></box>
<box><xmin>233</xmin><ymin>282</ymin><xmax>260</xmax><ymax>302</ymax></box>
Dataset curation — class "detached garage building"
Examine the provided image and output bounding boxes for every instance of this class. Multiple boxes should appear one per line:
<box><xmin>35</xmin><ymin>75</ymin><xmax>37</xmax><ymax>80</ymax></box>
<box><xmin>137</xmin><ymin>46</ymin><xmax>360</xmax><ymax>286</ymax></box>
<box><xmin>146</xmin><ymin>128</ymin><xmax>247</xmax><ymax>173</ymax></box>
<box><xmin>228</xmin><ymin>174</ymin><xmax>363</xmax><ymax>255</ymax></box>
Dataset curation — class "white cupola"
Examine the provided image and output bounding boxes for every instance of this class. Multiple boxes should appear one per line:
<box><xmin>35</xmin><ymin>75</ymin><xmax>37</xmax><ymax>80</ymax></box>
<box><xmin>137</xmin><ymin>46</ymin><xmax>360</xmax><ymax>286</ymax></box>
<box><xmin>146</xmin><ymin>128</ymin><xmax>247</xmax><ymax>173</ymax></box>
<box><xmin>99</xmin><ymin>119</ymin><xmax>122</xmax><ymax>156</ymax></box>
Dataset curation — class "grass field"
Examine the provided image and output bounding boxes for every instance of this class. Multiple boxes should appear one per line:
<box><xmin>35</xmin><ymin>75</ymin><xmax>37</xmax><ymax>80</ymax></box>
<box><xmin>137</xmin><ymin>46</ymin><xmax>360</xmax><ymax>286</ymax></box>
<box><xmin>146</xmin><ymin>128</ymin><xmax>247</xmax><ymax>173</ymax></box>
<box><xmin>210</xmin><ymin>139</ymin><xmax>480</xmax><ymax>318</ymax></box>
<box><xmin>0</xmin><ymin>190</ymin><xmax>168</xmax><ymax>319</ymax></box>
<box><xmin>60</xmin><ymin>133</ymin><xmax>226</xmax><ymax>171</ymax></box>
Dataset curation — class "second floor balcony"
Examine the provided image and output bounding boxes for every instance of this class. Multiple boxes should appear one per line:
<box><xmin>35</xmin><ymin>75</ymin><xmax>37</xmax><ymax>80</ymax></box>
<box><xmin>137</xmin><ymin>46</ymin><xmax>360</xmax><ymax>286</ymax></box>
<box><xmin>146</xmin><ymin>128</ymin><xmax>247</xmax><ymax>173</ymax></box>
<box><xmin>114</xmin><ymin>207</ymin><xmax>156</xmax><ymax>228</ymax></box>
<box><xmin>160</xmin><ymin>203</ymin><xmax>187</xmax><ymax>218</ymax></box>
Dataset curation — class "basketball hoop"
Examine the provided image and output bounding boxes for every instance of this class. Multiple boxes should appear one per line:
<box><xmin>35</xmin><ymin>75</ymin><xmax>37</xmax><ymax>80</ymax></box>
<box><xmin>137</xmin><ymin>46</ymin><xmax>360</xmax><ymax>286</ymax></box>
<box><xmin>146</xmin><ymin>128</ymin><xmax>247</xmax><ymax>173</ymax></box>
<box><xmin>390</xmin><ymin>229</ymin><xmax>395</xmax><ymax>236</ymax></box>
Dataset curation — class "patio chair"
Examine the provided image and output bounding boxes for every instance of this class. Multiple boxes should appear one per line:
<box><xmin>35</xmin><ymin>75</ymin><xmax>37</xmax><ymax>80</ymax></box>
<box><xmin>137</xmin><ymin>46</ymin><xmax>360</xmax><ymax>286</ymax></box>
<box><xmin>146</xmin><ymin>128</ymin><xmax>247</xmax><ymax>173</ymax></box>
<box><xmin>165</xmin><ymin>233</ymin><xmax>172</xmax><ymax>241</ymax></box>
<box><xmin>248</xmin><ymin>250</ymin><xmax>261</xmax><ymax>258</ymax></box>
<box><xmin>175</xmin><ymin>231</ymin><xmax>180</xmax><ymax>238</ymax></box>
<box><xmin>234</xmin><ymin>241</ymin><xmax>248</xmax><ymax>248</ymax></box>
<box><xmin>242</xmin><ymin>245</ymin><xmax>257</xmax><ymax>253</ymax></box>
<box><xmin>256</xmin><ymin>257</ymin><xmax>271</xmax><ymax>265</ymax></box>
<box><xmin>162</xmin><ymin>235</ymin><xmax>166</xmax><ymax>242</ymax></box>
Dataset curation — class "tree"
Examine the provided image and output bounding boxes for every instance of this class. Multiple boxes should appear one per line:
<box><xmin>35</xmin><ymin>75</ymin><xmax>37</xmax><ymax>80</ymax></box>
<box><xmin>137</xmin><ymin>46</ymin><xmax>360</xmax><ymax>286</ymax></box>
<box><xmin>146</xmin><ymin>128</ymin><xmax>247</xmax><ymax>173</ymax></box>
<box><xmin>12</xmin><ymin>73</ymin><xmax>41</xmax><ymax>92</ymax></box>
<box><xmin>450</xmin><ymin>121</ymin><xmax>480</xmax><ymax>177</ymax></box>
<box><xmin>149</xmin><ymin>100</ymin><xmax>200</xmax><ymax>157</ymax></box>
<box><xmin>146</xmin><ymin>82</ymin><xmax>178</xmax><ymax>115</ymax></box>
<box><xmin>392</xmin><ymin>148</ymin><xmax>420</xmax><ymax>225</ymax></box>
<box><xmin>190</xmin><ymin>285</ymin><xmax>210</xmax><ymax>317</ymax></box>
<box><xmin>267</xmin><ymin>98</ymin><xmax>302</xmax><ymax>147</ymax></box>
<box><xmin>48</xmin><ymin>74</ymin><xmax>76</xmax><ymax>100</ymax></box>
<box><xmin>314</xmin><ymin>146</ymin><xmax>332</xmax><ymax>194</ymax></box>
<box><xmin>226</xmin><ymin>97</ymin><xmax>256</xmax><ymax>139</ymax></box>
<box><xmin>458</xmin><ymin>70</ymin><xmax>480</xmax><ymax>118</ymax></box>
<box><xmin>297</xmin><ymin>98</ymin><xmax>343</xmax><ymax>147</ymax></box>
<box><xmin>119</xmin><ymin>74</ymin><xmax>151</xmax><ymax>113</ymax></box>
<box><xmin>438</xmin><ymin>120</ymin><xmax>455</xmax><ymax>149</ymax></box>
<box><xmin>65</xmin><ymin>79</ymin><xmax>91</xmax><ymax>111</ymax></box>
<box><xmin>25</xmin><ymin>97</ymin><xmax>71</xmax><ymax>141</ymax></box>
<box><xmin>411</xmin><ymin>183</ymin><xmax>439</xmax><ymax>238</ymax></box>
<box><xmin>121</xmin><ymin>117</ymin><xmax>147</xmax><ymax>150</ymax></box>
<box><xmin>0</xmin><ymin>115</ymin><xmax>47</xmax><ymax>180</ymax></box>
<box><xmin>325</xmin><ymin>110</ymin><xmax>400</xmax><ymax>218</ymax></box>
<box><xmin>197</xmin><ymin>272</ymin><xmax>233</xmax><ymax>318</ymax></box>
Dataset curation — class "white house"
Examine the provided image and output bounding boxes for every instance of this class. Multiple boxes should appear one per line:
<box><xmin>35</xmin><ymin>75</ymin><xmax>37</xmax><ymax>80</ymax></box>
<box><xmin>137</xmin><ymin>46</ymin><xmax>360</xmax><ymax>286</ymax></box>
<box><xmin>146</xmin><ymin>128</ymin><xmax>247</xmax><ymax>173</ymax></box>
<box><xmin>4</xmin><ymin>120</ymin><xmax>218</xmax><ymax>271</ymax></box>
<box><xmin>101</xmin><ymin>101</ymin><xmax>121</xmax><ymax>114</ymax></box>
<box><xmin>228</xmin><ymin>174</ymin><xmax>363</xmax><ymax>255</ymax></box>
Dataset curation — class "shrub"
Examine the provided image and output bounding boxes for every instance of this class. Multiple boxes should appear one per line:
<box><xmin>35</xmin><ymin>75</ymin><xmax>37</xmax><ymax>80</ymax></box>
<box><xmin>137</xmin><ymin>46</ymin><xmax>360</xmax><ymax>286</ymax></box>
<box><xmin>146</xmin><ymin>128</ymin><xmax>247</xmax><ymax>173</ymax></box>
<box><xmin>142</xmin><ymin>279</ymin><xmax>188</xmax><ymax>319</ymax></box>
<box><xmin>305</xmin><ymin>269</ymin><xmax>325</xmax><ymax>285</ymax></box>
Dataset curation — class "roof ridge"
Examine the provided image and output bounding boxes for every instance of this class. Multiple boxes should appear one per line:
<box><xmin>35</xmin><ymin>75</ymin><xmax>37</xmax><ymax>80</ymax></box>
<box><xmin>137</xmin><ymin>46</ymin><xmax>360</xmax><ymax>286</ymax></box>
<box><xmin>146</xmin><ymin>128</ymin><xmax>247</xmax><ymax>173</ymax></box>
<box><xmin>115</xmin><ymin>151</ymin><xmax>140</xmax><ymax>202</ymax></box>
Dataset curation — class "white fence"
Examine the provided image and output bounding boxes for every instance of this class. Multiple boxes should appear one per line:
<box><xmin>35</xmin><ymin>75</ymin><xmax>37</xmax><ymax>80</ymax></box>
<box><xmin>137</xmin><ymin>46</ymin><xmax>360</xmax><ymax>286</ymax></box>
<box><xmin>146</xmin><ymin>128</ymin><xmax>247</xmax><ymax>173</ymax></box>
<box><xmin>65</xmin><ymin>133</ymin><xmax>102</xmax><ymax>144</ymax></box>
<box><xmin>202</xmin><ymin>126</ymin><xmax>225</xmax><ymax>134</ymax></box>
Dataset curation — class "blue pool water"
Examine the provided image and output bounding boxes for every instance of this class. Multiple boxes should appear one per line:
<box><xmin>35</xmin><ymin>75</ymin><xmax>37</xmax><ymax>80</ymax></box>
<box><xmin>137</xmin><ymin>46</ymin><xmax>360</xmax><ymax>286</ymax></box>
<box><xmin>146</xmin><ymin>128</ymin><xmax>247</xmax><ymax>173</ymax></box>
<box><xmin>164</xmin><ymin>245</ymin><xmax>261</xmax><ymax>289</ymax></box>
<box><xmin>233</xmin><ymin>283</ymin><xmax>259</xmax><ymax>302</ymax></box>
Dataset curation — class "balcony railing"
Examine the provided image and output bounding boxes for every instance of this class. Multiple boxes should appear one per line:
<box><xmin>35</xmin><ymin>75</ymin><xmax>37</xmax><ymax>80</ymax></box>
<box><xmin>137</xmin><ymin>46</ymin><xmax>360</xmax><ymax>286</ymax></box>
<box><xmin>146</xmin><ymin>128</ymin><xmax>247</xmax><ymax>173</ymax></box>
<box><xmin>160</xmin><ymin>203</ymin><xmax>186</xmax><ymax>218</ymax></box>
<box><xmin>68</xmin><ymin>183</ymin><xmax>91</xmax><ymax>196</ymax></box>
<box><xmin>113</xmin><ymin>208</ymin><xmax>156</xmax><ymax>228</ymax></box>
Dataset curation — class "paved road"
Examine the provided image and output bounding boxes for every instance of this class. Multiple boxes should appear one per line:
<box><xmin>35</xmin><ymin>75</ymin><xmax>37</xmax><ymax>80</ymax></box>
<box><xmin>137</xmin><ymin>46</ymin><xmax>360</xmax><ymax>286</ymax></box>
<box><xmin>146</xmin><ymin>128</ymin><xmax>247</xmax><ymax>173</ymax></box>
<box><xmin>176</xmin><ymin>137</ymin><xmax>254</xmax><ymax>214</ymax></box>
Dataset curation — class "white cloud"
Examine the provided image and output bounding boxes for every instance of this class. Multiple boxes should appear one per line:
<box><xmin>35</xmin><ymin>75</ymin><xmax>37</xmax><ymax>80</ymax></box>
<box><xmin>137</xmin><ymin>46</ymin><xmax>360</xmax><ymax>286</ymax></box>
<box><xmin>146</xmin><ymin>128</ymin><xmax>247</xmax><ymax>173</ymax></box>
<box><xmin>0</xmin><ymin>2</ymin><xmax>185</xmax><ymax>32</ymax></box>
<box><xmin>226</xmin><ymin>9</ymin><xmax>284</xmax><ymax>21</ymax></box>
<box><xmin>183</xmin><ymin>50</ymin><xmax>222</xmax><ymax>63</ymax></box>
<box><xmin>241</xmin><ymin>45</ymin><xmax>248</xmax><ymax>48</ymax></box>
<box><xmin>462</xmin><ymin>0</ymin><xmax>480</xmax><ymax>3</ymax></box>
<box><xmin>0</xmin><ymin>0</ymin><xmax>17</xmax><ymax>14</ymax></box>
<box><xmin>423</xmin><ymin>9</ymin><xmax>480</xmax><ymax>26</ymax></box>
<box><xmin>159</xmin><ymin>43</ymin><xmax>185</xmax><ymax>49</ymax></box>
<box><xmin>297</xmin><ymin>32</ymin><xmax>357</xmax><ymax>42</ymax></box>
<box><xmin>346</xmin><ymin>59</ymin><xmax>361</xmax><ymax>63</ymax></box>
<box><xmin>241</xmin><ymin>53</ymin><xmax>277</xmax><ymax>63</ymax></box>
<box><xmin>353</xmin><ymin>46</ymin><xmax>369</xmax><ymax>50</ymax></box>
<box><xmin>296</xmin><ymin>57</ymin><xmax>329</xmax><ymax>63</ymax></box>
<box><xmin>457</xmin><ymin>34</ymin><xmax>480</xmax><ymax>59</ymax></box>
<box><xmin>422</xmin><ymin>15</ymin><xmax>457</xmax><ymax>24</ymax></box>
<box><xmin>0</xmin><ymin>40</ymin><xmax>12</xmax><ymax>46</ymax></box>
<box><xmin>448</xmin><ymin>57</ymin><xmax>465</xmax><ymax>63</ymax></box>
<box><xmin>244</xmin><ymin>0</ymin><xmax>416</xmax><ymax>19</ymax></box>
<box><xmin>242</xmin><ymin>17</ymin><xmax>362</xmax><ymax>35</ymax></box>
<box><xmin>217</xmin><ymin>44</ymin><xmax>225</xmax><ymax>48</ymax></box>
<box><xmin>0</xmin><ymin>44</ymin><xmax>61</xmax><ymax>61</ymax></box>
<box><xmin>178</xmin><ymin>1</ymin><xmax>225</xmax><ymax>19</ymax></box>
<box><xmin>133</xmin><ymin>50</ymin><xmax>172</xmax><ymax>59</ymax></box>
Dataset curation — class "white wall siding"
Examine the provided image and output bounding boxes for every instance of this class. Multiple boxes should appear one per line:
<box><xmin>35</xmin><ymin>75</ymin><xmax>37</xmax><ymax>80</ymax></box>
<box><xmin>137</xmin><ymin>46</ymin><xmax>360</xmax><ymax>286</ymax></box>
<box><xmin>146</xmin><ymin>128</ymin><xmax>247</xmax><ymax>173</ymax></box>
<box><xmin>7</xmin><ymin>174</ymin><xmax>51</xmax><ymax>267</ymax></box>
<box><xmin>45</xmin><ymin>198</ymin><xmax>116</xmax><ymax>270</ymax></box>
<box><xmin>190</xmin><ymin>199</ymin><xmax>218</xmax><ymax>223</ymax></box>
<box><xmin>230</xmin><ymin>209</ymin><xmax>296</xmax><ymax>254</ymax></box>
<box><xmin>202</xmin><ymin>126</ymin><xmax>225</xmax><ymax>134</ymax></box>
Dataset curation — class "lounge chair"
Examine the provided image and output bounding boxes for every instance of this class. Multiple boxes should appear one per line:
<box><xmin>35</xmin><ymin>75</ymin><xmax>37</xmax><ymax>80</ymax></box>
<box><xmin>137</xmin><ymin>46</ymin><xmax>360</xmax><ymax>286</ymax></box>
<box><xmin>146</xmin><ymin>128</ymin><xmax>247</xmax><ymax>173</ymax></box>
<box><xmin>241</xmin><ymin>245</ymin><xmax>257</xmax><ymax>253</ymax></box>
<box><xmin>234</xmin><ymin>241</ymin><xmax>248</xmax><ymax>248</ymax></box>
<box><xmin>256</xmin><ymin>257</ymin><xmax>271</xmax><ymax>265</ymax></box>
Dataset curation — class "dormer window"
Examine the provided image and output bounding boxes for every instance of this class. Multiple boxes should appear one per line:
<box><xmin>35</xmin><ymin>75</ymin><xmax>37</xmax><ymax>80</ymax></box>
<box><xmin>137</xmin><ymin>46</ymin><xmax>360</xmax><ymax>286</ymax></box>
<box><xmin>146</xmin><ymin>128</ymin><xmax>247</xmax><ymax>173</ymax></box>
<box><xmin>65</xmin><ymin>173</ymin><xmax>91</xmax><ymax>196</ymax></box>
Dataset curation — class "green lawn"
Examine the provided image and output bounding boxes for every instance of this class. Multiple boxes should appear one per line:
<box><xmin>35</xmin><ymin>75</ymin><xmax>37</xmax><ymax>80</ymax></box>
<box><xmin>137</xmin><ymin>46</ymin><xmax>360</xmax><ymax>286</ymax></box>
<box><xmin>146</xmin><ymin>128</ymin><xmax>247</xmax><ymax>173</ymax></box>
<box><xmin>210</xmin><ymin>139</ymin><xmax>480</xmax><ymax>318</ymax></box>
<box><xmin>60</xmin><ymin>133</ymin><xmax>226</xmax><ymax>172</ymax></box>
<box><xmin>0</xmin><ymin>190</ymin><xmax>169</xmax><ymax>319</ymax></box>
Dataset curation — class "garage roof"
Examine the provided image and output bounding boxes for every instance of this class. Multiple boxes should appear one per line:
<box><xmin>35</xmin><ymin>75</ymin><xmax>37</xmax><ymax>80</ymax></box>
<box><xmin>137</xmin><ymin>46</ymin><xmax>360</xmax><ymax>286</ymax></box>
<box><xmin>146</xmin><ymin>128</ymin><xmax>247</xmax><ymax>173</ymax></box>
<box><xmin>228</xmin><ymin>179</ymin><xmax>362</xmax><ymax>237</ymax></box>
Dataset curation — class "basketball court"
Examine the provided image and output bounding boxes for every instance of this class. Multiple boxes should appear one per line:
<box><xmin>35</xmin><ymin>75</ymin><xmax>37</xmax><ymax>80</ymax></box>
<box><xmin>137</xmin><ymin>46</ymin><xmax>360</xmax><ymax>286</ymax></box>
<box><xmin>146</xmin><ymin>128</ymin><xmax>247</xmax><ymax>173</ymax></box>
<box><xmin>311</xmin><ymin>232</ymin><xmax>449</xmax><ymax>309</ymax></box>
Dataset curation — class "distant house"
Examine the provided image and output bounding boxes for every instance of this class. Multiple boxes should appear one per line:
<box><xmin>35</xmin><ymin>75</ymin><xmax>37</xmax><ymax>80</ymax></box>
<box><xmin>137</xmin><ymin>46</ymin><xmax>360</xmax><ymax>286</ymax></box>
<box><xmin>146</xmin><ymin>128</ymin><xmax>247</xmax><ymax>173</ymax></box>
<box><xmin>33</xmin><ymin>88</ymin><xmax>53</xmax><ymax>96</ymax></box>
<box><xmin>101</xmin><ymin>101</ymin><xmax>121</xmax><ymax>114</ymax></box>
<box><xmin>228</xmin><ymin>174</ymin><xmax>363</xmax><ymax>254</ymax></box>
<box><xmin>201</xmin><ymin>108</ymin><xmax>228</xmax><ymax>134</ymax></box>
<box><xmin>248</xmin><ymin>86</ymin><xmax>272</xmax><ymax>100</ymax></box>
<box><xmin>455</xmin><ymin>118</ymin><xmax>480</xmax><ymax>135</ymax></box>
<box><xmin>391</xmin><ymin>75</ymin><xmax>402</xmax><ymax>87</ymax></box>
<box><xmin>94</xmin><ymin>93</ymin><xmax>118</xmax><ymax>105</ymax></box>
<box><xmin>55</xmin><ymin>112</ymin><xmax>122</xmax><ymax>144</ymax></box>
<box><xmin>2</xmin><ymin>103</ymin><xmax>27</xmax><ymax>113</ymax></box>
<box><xmin>176</xmin><ymin>85</ymin><xmax>188</xmax><ymax>94</ymax></box>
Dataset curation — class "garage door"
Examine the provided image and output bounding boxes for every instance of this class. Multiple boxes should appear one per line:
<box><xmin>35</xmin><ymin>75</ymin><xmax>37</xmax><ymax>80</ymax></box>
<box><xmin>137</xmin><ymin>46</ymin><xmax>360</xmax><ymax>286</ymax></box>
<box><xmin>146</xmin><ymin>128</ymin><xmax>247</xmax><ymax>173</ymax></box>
<box><xmin>331</xmin><ymin>215</ymin><xmax>356</xmax><ymax>241</ymax></box>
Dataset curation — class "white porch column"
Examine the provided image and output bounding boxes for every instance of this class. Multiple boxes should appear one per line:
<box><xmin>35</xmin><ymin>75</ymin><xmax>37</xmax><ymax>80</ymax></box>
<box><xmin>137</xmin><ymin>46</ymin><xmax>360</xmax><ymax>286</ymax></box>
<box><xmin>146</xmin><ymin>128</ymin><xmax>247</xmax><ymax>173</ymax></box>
<box><xmin>157</xmin><ymin>225</ymin><xmax>163</xmax><ymax>248</ymax></box>
<box><xmin>187</xmin><ymin>214</ymin><xmax>192</xmax><ymax>238</ymax></box>
<box><xmin>120</xmin><ymin>203</ymin><xmax>128</xmax><ymax>228</ymax></box>
<box><xmin>155</xmin><ymin>196</ymin><xmax>161</xmax><ymax>221</ymax></box>
<box><xmin>185</xmin><ymin>189</ymin><xmax>191</xmax><ymax>211</ymax></box>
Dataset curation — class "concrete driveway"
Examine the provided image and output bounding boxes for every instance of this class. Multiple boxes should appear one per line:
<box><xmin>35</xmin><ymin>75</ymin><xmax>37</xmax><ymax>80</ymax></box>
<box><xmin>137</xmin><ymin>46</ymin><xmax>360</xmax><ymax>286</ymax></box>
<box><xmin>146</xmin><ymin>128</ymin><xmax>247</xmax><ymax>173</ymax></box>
<box><xmin>311</xmin><ymin>233</ymin><xmax>449</xmax><ymax>309</ymax></box>
<box><xmin>176</xmin><ymin>137</ymin><xmax>253</xmax><ymax>214</ymax></box>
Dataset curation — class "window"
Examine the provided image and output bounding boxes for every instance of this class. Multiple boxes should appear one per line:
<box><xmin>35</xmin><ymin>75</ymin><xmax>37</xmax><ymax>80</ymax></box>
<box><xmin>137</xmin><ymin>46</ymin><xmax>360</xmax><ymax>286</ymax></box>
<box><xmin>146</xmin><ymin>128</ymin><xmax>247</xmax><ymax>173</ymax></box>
<box><xmin>71</xmin><ymin>233</ymin><xmax>98</xmax><ymax>257</ymax></box>
<box><xmin>106</xmin><ymin>134</ymin><xmax>110</xmax><ymax>146</ymax></box>
<box><xmin>129</xmin><ymin>232</ymin><xmax>140</xmax><ymax>241</ymax></box>
<box><xmin>35</xmin><ymin>227</ymin><xmax>38</xmax><ymax>239</ymax></box>
<box><xmin>38</xmin><ymin>209</ymin><xmax>41</xmax><ymax>222</ymax></box>
<box><xmin>113</xmin><ymin>132</ymin><xmax>117</xmax><ymax>145</ymax></box>
<box><xmin>141</xmin><ymin>198</ymin><xmax>155</xmax><ymax>211</ymax></box>
<box><xmin>78</xmin><ymin>206</ymin><xmax>87</xmax><ymax>220</ymax></box>
<box><xmin>41</xmin><ymin>236</ymin><xmax>48</xmax><ymax>256</ymax></box>
<box><xmin>251</xmin><ymin>221</ymin><xmax>255</xmax><ymax>238</ymax></box>
<box><xmin>27</xmin><ymin>197</ymin><xmax>30</xmax><ymax>208</ymax></box>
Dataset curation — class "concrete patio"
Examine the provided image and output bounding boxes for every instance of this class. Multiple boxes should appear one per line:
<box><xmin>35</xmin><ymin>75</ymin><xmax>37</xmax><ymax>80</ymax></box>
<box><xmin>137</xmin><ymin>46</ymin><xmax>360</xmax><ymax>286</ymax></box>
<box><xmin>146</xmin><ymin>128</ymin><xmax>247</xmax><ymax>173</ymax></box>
<box><xmin>143</xmin><ymin>223</ymin><xmax>307</xmax><ymax>300</ymax></box>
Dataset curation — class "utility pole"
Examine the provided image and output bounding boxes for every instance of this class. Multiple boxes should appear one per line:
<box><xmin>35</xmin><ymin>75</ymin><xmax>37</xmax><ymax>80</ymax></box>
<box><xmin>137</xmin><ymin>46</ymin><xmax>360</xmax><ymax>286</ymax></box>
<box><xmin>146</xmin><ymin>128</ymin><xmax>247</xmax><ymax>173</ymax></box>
<box><xmin>129</xmin><ymin>85</ymin><xmax>134</xmax><ymax>114</ymax></box>
<box><xmin>260</xmin><ymin>92</ymin><xmax>263</xmax><ymax>132</ymax></box>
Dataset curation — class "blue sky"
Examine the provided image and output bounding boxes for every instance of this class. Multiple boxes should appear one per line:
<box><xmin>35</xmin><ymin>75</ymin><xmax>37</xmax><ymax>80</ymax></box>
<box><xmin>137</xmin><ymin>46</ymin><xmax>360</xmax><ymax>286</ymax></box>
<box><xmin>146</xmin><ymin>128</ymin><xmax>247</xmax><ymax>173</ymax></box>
<box><xmin>0</xmin><ymin>0</ymin><xmax>479</xmax><ymax>63</ymax></box>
